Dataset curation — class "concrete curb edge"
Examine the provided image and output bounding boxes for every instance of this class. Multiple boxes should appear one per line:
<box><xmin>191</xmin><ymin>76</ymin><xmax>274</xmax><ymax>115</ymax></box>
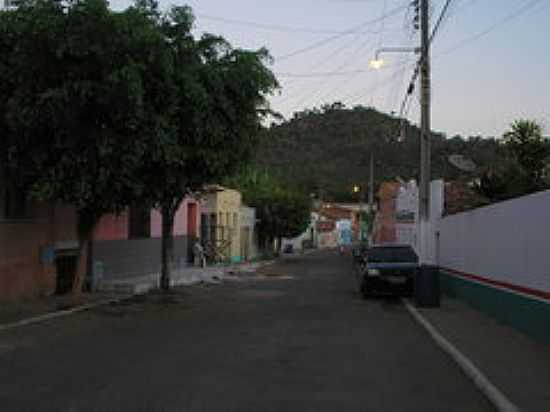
<box><xmin>402</xmin><ymin>299</ymin><xmax>521</xmax><ymax>412</ymax></box>
<box><xmin>0</xmin><ymin>259</ymin><xmax>277</xmax><ymax>333</ymax></box>
<box><xmin>0</xmin><ymin>296</ymin><xmax>131</xmax><ymax>333</ymax></box>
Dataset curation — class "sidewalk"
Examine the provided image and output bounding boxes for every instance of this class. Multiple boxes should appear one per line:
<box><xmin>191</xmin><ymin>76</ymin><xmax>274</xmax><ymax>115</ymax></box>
<box><xmin>0</xmin><ymin>260</ymin><xmax>274</xmax><ymax>330</ymax></box>
<box><xmin>0</xmin><ymin>291</ymin><xmax>125</xmax><ymax>327</ymax></box>
<box><xmin>97</xmin><ymin>260</ymin><xmax>274</xmax><ymax>295</ymax></box>
<box><xmin>417</xmin><ymin>297</ymin><xmax>550</xmax><ymax>412</ymax></box>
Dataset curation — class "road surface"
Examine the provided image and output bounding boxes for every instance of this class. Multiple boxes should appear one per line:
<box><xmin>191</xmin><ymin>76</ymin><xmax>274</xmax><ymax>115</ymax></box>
<box><xmin>0</xmin><ymin>250</ymin><xmax>492</xmax><ymax>411</ymax></box>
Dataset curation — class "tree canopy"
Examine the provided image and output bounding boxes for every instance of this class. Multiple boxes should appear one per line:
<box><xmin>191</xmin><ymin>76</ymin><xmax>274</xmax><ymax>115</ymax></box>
<box><xmin>0</xmin><ymin>0</ymin><xmax>278</xmax><ymax>291</ymax></box>
<box><xmin>227</xmin><ymin>169</ymin><xmax>311</xmax><ymax>251</ymax></box>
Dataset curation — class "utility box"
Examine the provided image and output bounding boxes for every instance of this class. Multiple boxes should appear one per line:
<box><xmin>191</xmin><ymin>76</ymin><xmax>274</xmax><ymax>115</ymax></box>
<box><xmin>414</xmin><ymin>264</ymin><xmax>440</xmax><ymax>307</ymax></box>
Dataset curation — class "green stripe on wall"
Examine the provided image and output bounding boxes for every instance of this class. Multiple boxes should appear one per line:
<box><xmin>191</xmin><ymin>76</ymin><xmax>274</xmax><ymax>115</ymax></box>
<box><xmin>440</xmin><ymin>271</ymin><xmax>550</xmax><ymax>344</ymax></box>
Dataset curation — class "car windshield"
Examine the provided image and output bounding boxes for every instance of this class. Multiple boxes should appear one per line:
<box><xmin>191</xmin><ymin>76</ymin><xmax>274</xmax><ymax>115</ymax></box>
<box><xmin>367</xmin><ymin>246</ymin><xmax>418</xmax><ymax>263</ymax></box>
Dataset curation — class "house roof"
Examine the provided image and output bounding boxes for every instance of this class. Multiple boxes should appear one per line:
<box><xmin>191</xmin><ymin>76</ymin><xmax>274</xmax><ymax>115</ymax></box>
<box><xmin>319</xmin><ymin>203</ymin><xmax>354</xmax><ymax>220</ymax></box>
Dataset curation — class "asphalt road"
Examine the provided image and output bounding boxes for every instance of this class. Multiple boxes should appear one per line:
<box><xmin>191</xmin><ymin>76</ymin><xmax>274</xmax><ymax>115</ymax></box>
<box><xmin>0</xmin><ymin>250</ymin><xmax>493</xmax><ymax>412</ymax></box>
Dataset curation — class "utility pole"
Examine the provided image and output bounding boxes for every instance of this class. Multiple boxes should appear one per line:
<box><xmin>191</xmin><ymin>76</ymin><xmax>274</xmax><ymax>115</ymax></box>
<box><xmin>419</xmin><ymin>0</ymin><xmax>431</xmax><ymax>262</ymax></box>
<box><xmin>368</xmin><ymin>152</ymin><xmax>374</xmax><ymax>212</ymax></box>
<box><xmin>367</xmin><ymin>152</ymin><xmax>374</xmax><ymax>244</ymax></box>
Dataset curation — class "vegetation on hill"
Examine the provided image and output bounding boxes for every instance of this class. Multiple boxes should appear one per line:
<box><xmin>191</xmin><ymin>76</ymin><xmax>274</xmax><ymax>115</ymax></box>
<box><xmin>256</xmin><ymin>103</ymin><xmax>549</xmax><ymax>203</ymax></box>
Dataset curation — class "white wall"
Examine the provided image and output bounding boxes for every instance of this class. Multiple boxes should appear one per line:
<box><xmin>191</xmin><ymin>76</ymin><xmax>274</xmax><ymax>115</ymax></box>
<box><xmin>438</xmin><ymin>189</ymin><xmax>550</xmax><ymax>293</ymax></box>
<box><xmin>282</xmin><ymin>212</ymin><xmax>319</xmax><ymax>251</ymax></box>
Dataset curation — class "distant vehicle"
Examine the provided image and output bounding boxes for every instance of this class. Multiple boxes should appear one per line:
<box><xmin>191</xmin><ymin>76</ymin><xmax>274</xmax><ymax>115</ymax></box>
<box><xmin>283</xmin><ymin>244</ymin><xmax>294</xmax><ymax>254</ymax></box>
<box><xmin>354</xmin><ymin>244</ymin><xmax>418</xmax><ymax>298</ymax></box>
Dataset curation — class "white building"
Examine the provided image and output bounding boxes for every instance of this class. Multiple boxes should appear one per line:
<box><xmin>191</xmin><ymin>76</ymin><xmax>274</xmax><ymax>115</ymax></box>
<box><xmin>239</xmin><ymin>206</ymin><xmax>258</xmax><ymax>262</ymax></box>
<box><xmin>281</xmin><ymin>212</ymin><xmax>319</xmax><ymax>252</ymax></box>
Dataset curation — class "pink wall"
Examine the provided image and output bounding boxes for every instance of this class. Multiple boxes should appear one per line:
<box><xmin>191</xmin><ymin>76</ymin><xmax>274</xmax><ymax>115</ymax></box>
<box><xmin>150</xmin><ymin>198</ymin><xmax>200</xmax><ymax>238</ymax></box>
<box><xmin>0</xmin><ymin>204</ymin><xmax>79</xmax><ymax>301</ymax></box>
<box><xmin>94</xmin><ymin>212</ymin><xmax>129</xmax><ymax>241</ymax></box>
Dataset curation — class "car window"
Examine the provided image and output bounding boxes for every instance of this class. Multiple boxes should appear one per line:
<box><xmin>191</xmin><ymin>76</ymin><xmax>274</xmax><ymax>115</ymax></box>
<box><xmin>367</xmin><ymin>247</ymin><xmax>418</xmax><ymax>263</ymax></box>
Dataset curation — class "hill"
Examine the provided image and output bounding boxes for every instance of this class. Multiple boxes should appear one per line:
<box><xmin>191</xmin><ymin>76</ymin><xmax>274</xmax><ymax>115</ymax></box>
<box><xmin>256</xmin><ymin>104</ymin><xmax>505</xmax><ymax>201</ymax></box>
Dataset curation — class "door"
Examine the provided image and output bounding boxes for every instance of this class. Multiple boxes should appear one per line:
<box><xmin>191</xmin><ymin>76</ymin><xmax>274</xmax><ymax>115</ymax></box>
<box><xmin>187</xmin><ymin>203</ymin><xmax>197</xmax><ymax>238</ymax></box>
<box><xmin>55</xmin><ymin>254</ymin><xmax>78</xmax><ymax>295</ymax></box>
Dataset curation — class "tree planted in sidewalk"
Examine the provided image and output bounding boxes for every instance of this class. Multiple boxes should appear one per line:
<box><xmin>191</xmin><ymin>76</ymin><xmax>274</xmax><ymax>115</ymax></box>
<box><xmin>134</xmin><ymin>4</ymin><xmax>278</xmax><ymax>289</ymax></box>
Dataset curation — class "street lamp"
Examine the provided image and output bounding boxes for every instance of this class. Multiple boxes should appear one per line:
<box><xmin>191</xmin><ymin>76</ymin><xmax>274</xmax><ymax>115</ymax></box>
<box><xmin>368</xmin><ymin>0</ymin><xmax>431</xmax><ymax>264</ymax></box>
<box><xmin>369</xmin><ymin>47</ymin><xmax>420</xmax><ymax>70</ymax></box>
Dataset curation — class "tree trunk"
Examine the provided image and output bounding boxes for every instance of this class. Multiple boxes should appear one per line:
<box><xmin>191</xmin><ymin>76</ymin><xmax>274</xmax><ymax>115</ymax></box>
<box><xmin>160</xmin><ymin>205</ymin><xmax>176</xmax><ymax>290</ymax></box>
<box><xmin>73</xmin><ymin>211</ymin><xmax>98</xmax><ymax>304</ymax></box>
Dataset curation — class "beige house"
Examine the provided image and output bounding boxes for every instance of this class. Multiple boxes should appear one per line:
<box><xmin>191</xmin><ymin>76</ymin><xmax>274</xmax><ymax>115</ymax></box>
<box><xmin>201</xmin><ymin>186</ymin><xmax>242</xmax><ymax>263</ymax></box>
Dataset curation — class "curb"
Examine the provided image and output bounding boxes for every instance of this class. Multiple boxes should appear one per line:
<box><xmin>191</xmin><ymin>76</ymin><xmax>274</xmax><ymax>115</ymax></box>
<box><xmin>0</xmin><ymin>296</ymin><xmax>131</xmax><ymax>333</ymax></box>
<box><xmin>402</xmin><ymin>299</ymin><xmax>520</xmax><ymax>412</ymax></box>
<box><xmin>0</xmin><ymin>261</ymin><xmax>275</xmax><ymax>333</ymax></box>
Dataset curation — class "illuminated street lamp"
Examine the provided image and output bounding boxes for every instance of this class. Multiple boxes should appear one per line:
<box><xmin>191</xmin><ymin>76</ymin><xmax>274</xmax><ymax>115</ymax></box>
<box><xmin>369</xmin><ymin>47</ymin><xmax>420</xmax><ymax>70</ymax></box>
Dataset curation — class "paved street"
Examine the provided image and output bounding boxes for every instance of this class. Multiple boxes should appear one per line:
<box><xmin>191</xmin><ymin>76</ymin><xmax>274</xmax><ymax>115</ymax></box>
<box><xmin>0</xmin><ymin>251</ymin><xmax>492</xmax><ymax>412</ymax></box>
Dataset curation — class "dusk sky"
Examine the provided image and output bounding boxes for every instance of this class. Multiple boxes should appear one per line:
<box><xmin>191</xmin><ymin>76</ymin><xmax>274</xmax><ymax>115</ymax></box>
<box><xmin>112</xmin><ymin>0</ymin><xmax>550</xmax><ymax>138</ymax></box>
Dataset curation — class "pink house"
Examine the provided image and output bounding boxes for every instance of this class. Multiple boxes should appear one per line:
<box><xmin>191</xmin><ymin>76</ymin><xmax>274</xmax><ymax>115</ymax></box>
<box><xmin>150</xmin><ymin>198</ymin><xmax>199</xmax><ymax>238</ymax></box>
<box><xmin>92</xmin><ymin>198</ymin><xmax>201</xmax><ymax>280</ymax></box>
<box><xmin>95</xmin><ymin>198</ymin><xmax>200</xmax><ymax>241</ymax></box>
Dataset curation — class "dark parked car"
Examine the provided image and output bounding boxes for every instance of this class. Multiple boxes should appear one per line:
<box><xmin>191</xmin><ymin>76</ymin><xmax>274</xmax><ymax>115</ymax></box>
<box><xmin>354</xmin><ymin>244</ymin><xmax>419</xmax><ymax>298</ymax></box>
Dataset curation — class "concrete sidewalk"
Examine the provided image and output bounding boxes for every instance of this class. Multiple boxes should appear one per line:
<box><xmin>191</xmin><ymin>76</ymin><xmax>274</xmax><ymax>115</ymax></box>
<box><xmin>0</xmin><ymin>291</ymin><xmax>126</xmax><ymax>328</ymax></box>
<box><xmin>0</xmin><ymin>260</ymin><xmax>274</xmax><ymax>330</ymax></box>
<box><xmin>417</xmin><ymin>297</ymin><xmax>550</xmax><ymax>412</ymax></box>
<box><xmin>98</xmin><ymin>260</ymin><xmax>274</xmax><ymax>295</ymax></box>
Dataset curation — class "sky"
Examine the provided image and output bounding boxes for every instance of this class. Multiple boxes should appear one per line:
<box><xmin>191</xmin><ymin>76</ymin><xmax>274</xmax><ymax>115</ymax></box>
<box><xmin>111</xmin><ymin>0</ymin><xmax>550</xmax><ymax>138</ymax></box>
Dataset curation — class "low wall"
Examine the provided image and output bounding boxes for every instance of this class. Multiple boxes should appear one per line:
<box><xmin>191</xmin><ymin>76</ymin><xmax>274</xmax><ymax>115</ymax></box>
<box><xmin>438</xmin><ymin>189</ymin><xmax>550</xmax><ymax>342</ymax></box>
<box><xmin>94</xmin><ymin>236</ymin><xmax>192</xmax><ymax>280</ymax></box>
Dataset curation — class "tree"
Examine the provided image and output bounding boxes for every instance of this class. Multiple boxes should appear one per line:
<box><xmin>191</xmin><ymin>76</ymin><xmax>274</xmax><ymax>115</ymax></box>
<box><xmin>228</xmin><ymin>169</ymin><xmax>311</xmax><ymax>253</ymax></box>
<box><xmin>134</xmin><ymin>5</ymin><xmax>279</xmax><ymax>289</ymax></box>
<box><xmin>0</xmin><ymin>0</ymin><xmax>155</xmax><ymax>297</ymax></box>
<box><xmin>503</xmin><ymin>120</ymin><xmax>549</xmax><ymax>191</ymax></box>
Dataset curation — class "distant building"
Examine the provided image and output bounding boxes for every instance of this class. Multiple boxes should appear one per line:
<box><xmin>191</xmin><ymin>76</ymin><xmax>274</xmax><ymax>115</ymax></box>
<box><xmin>239</xmin><ymin>206</ymin><xmax>258</xmax><ymax>262</ymax></box>
<box><xmin>282</xmin><ymin>212</ymin><xmax>319</xmax><ymax>252</ymax></box>
<box><xmin>372</xmin><ymin>182</ymin><xmax>400</xmax><ymax>244</ymax></box>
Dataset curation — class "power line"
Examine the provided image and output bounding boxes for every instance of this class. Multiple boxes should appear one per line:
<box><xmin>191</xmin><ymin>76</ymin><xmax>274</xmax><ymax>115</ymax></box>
<box><xmin>341</xmin><ymin>62</ymin><xmax>415</xmax><ymax>103</ymax></box>
<box><xmin>274</xmin><ymin>33</ymin><xmax>373</xmax><ymax>106</ymax></box>
<box><xmin>287</xmin><ymin>1</ymin><xmax>414</xmax><ymax>112</ymax></box>
<box><xmin>398</xmin><ymin>0</ymin><xmax>451</xmax><ymax>113</ymax></box>
<box><xmin>287</xmin><ymin>36</ymin><xmax>380</xmax><ymax>110</ymax></box>
<box><xmin>436</xmin><ymin>0</ymin><xmax>545</xmax><ymax>56</ymax></box>
<box><xmin>275</xmin><ymin>1</ymin><xmax>409</xmax><ymax>62</ymax></box>
<box><xmin>395</xmin><ymin>0</ymin><xmax>544</xmax><ymax>140</ymax></box>
<box><xmin>276</xmin><ymin>69</ymin><xmax>373</xmax><ymax>78</ymax></box>
<box><xmin>394</xmin><ymin>0</ymin><xmax>452</xmax><ymax>135</ymax></box>
<box><xmin>196</xmin><ymin>13</ymin><xmax>404</xmax><ymax>35</ymax></box>
<box><xmin>429</xmin><ymin>0</ymin><xmax>452</xmax><ymax>43</ymax></box>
